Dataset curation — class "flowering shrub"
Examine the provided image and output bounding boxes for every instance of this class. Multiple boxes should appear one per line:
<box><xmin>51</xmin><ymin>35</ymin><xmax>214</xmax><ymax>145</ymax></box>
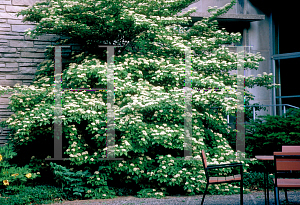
<box><xmin>0</xmin><ymin>0</ymin><xmax>279</xmax><ymax>200</ymax></box>
<box><xmin>136</xmin><ymin>188</ymin><xmax>169</xmax><ymax>199</ymax></box>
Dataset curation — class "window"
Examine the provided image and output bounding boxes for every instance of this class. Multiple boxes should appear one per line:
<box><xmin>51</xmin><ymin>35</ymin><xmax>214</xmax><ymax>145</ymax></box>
<box><xmin>273</xmin><ymin>6</ymin><xmax>300</xmax><ymax>116</ymax></box>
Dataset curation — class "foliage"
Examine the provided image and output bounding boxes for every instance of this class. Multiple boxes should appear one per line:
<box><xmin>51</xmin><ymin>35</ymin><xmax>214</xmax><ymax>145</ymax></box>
<box><xmin>49</xmin><ymin>162</ymin><xmax>91</xmax><ymax>200</ymax></box>
<box><xmin>0</xmin><ymin>185</ymin><xmax>66</xmax><ymax>205</ymax></box>
<box><xmin>136</xmin><ymin>188</ymin><xmax>169</xmax><ymax>199</ymax></box>
<box><xmin>245</xmin><ymin>108</ymin><xmax>300</xmax><ymax>159</ymax></box>
<box><xmin>243</xmin><ymin>171</ymin><xmax>274</xmax><ymax>191</ymax></box>
<box><xmin>49</xmin><ymin>161</ymin><xmax>117</xmax><ymax>200</ymax></box>
<box><xmin>0</xmin><ymin>144</ymin><xmax>39</xmax><ymax>196</ymax></box>
<box><xmin>0</xmin><ymin>0</ymin><xmax>280</xmax><ymax>200</ymax></box>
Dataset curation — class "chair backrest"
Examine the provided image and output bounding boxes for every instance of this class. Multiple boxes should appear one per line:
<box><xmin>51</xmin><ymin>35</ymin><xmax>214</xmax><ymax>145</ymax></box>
<box><xmin>274</xmin><ymin>155</ymin><xmax>300</xmax><ymax>171</ymax></box>
<box><xmin>201</xmin><ymin>149</ymin><xmax>208</xmax><ymax>169</ymax></box>
<box><xmin>201</xmin><ymin>149</ymin><xmax>209</xmax><ymax>180</ymax></box>
<box><xmin>282</xmin><ymin>145</ymin><xmax>300</xmax><ymax>152</ymax></box>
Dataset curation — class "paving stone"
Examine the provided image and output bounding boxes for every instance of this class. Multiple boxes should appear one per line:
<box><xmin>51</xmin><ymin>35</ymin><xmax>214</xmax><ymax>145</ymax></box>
<box><xmin>0</xmin><ymin>35</ymin><xmax>24</xmax><ymax>40</ymax></box>
<box><xmin>0</xmin><ymin>47</ymin><xmax>17</xmax><ymax>52</ymax></box>
<box><xmin>0</xmin><ymin>98</ymin><xmax>9</xmax><ymax>104</ymax></box>
<box><xmin>0</xmin><ymin>31</ymin><xmax>21</xmax><ymax>35</ymax></box>
<box><xmin>32</xmin><ymin>58</ymin><xmax>44</xmax><ymax>63</ymax></box>
<box><xmin>33</xmin><ymin>41</ymin><xmax>54</xmax><ymax>45</ymax></box>
<box><xmin>0</xmin><ymin>40</ymin><xmax>8</xmax><ymax>46</ymax></box>
<box><xmin>0</xmin><ymin>57</ymin><xmax>22</xmax><ymax>62</ymax></box>
<box><xmin>7</xmin><ymin>19</ymin><xmax>22</xmax><ymax>24</ymax></box>
<box><xmin>0</xmin><ymin>23</ymin><xmax>10</xmax><ymax>28</ymax></box>
<box><xmin>0</xmin><ymin>5</ymin><xmax>5</xmax><ymax>12</ymax></box>
<box><xmin>0</xmin><ymin>27</ymin><xmax>11</xmax><ymax>32</ymax></box>
<box><xmin>17</xmin><ymin>47</ymin><xmax>38</xmax><ymax>52</ymax></box>
<box><xmin>0</xmin><ymin>67</ymin><xmax>18</xmax><ymax>72</ymax></box>
<box><xmin>0</xmin><ymin>80</ymin><xmax>22</xmax><ymax>86</ymax></box>
<box><xmin>0</xmin><ymin>12</ymin><xmax>23</xmax><ymax>19</ymax></box>
<box><xmin>3</xmin><ymin>53</ymin><xmax>20</xmax><ymax>57</ymax></box>
<box><xmin>18</xmin><ymin>62</ymin><xmax>37</xmax><ymax>66</ymax></box>
<box><xmin>33</xmin><ymin>44</ymin><xmax>53</xmax><ymax>48</ymax></box>
<box><xmin>12</xmin><ymin>0</ymin><xmax>45</xmax><ymax>6</ymax></box>
<box><xmin>0</xmin><ymin>0</ymin><xmax>11</xmax><ymax>5</ymax></box>
<box><xmin>12</xmin><ymin>24</ymin><xmax>36</xmax><ymax>32</ymax></box>
<box><xmin>0</xmin><ymin>94</ymin><xmax>13</xmax><ymax>97</ymax></box>
<box><xmin>6</xmin><ymin>74</ymin><xmax>35</xmax><ymax>79</ymax></box>
<box><xmin>10</xmin><ymin>40</ymin><xmax>33</xmax><ymax>47</ymax></box>
<box><xmin>21</xmin><ymin>51</ymin><xmax>45</xmax><ymax>58</ymax></box>
<box><xmin>5</xmin><ymin>6</ymin><xmax>29</xmax><ymax>13</ymax></box>
<box><xmin>19</xmin><ymin>67</ymin><xmax>37</xmax><ymax>74</ymax></box>
<box><xmin>5</xmin><ymin>63</ymin><xmax>18</xmax><ymax>67</ymax></box>
<box><xmin>25</xmin><ymin>34</ymin><xmax>61</xmax><ymax>41</ymax></box>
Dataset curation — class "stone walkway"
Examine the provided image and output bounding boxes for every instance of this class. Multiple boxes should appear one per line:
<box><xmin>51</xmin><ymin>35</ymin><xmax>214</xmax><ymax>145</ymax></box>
<box><xmin>49</xmin><ymin>190</ymin><xmax>300</xmax><ymax>205</ymax></box>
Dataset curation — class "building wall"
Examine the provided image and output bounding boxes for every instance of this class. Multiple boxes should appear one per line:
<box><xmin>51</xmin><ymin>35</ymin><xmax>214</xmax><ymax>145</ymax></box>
<box><xmin>0</xmin><ymin>0</ymin><xmax>61</xmax><ymax>146</ymax></box>
<box><xmin>182</xmin><ymin>0</ymin><xmax>273</xmax><ymax>118</ymax></box>
<box><xmin>243</xmin><ymin>0</ymin><xmax>273</xmax><ymax>118</ymax></box>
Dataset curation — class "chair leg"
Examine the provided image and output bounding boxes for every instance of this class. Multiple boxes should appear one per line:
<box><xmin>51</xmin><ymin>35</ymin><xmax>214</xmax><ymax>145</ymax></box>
<box><xmin>274</xmin><ymin>187</ymin><xmax>276</xmax><ymax>205</ymax></box>
<box><xmin>275</xmin><ymin>187</ymin><xmax>280</xmax><ymax>205</ymax></box>
<box><xmin>201</xmin><ymin>183</ymin><xmax>209</xmax><ymax>205</ymax></box>
<box><xmin>240</xmin><ymin>180</ymin><xmax>243</xmax><ymax>205</ymax></box>
<box><xmin>240</xmin><ymin>181</ymin><xmax>244</xmax><ymax>205</ymax></box>
<box><xmin>284</xmin><ymin>188</ymin><xmax>288</xmax><ymax>203</ymax></box>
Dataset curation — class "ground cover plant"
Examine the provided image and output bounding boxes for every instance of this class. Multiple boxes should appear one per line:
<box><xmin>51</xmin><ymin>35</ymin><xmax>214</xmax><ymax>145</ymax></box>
<box><xmin>0</xmin><ymin>184</ymin><xmax>66</xmax><ymax>205</ymax></box>
<box><xmin>0</xmin><ymin>144</ymin><xmax>57</xmax><ymax>204</ymax></box>
<box><xmin>0</xmin><ymin>0</ymin><xmax>279</xmax><ymax>201</ymax></box>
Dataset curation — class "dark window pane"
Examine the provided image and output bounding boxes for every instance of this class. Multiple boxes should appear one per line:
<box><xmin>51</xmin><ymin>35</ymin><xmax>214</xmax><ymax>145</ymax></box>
<box><xmin>274</xmin><ymin>6</ymin><xmax>300</xmax><ymax>54</ymax></box>
<box><xmin>279</xmin><ymin>58</ymin><xmax>300</xmax><ymax>108</ymax></box>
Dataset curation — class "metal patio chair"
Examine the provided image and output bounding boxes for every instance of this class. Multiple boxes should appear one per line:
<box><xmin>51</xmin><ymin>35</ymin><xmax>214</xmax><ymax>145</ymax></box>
<box><xmin>280</xmin><ymin>145</ymin><xmax>300</xmax><ymax>203</ymax></box>
<box><xmin>201</xmin><ymin>149</ymin><xmax>244</xmax><ymax>205</ymax></box>
<box><xmin>273</xmin><ymin>152</ymin><xmax>300</xmax><ymax>205</ymax></box>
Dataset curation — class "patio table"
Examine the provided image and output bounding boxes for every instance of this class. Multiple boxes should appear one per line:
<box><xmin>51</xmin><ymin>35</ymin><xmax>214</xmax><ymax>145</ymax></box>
<box><xmin>255</xmin><ymin>155</ymin><xmax>274</xmax><ymax>205</ymax></box>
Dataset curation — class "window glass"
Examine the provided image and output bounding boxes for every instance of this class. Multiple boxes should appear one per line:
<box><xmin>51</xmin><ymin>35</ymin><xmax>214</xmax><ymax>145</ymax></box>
<box><xmin>276</xmin><ymin>58</ymin><xmax>300</xmax><ymax>109</ymax></box>
<box><xmin>274</xmin><ymin>6</ymin><xmax>300</xmax><ymax>54</ymax></box>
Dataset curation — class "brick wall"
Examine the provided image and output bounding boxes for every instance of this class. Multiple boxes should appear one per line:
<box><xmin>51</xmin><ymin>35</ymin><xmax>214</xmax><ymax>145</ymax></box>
<box><xmin>0</xmin><ymin>0</ymin><xmax>64</xmax><ymax>146</ymax></box>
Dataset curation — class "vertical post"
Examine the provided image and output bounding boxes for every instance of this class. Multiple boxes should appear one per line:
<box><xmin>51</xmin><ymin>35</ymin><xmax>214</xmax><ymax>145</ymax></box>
<box><xmin>272</xmin><ymin>59</ymin><xmax>276</xmax><ymax>116</ymax></box>
<box><xmin>253</xmin><ymin>106</ymin><xmax>255</xmax><ymax>122</ymax></box>
<box><xmin>46</xmin><ymin>45</ymin><xmax>70</xmax><ymax>161</ymax></box>
<box><xmin>184</xmin><ymin>47</ymin><xmax>192</xmax><ymax>159</ymax></box>
<box><xmin>227</xmin><ymin>114</ymin><xmax>230</xmax><ymax>133</ymax></box>
<box><xmin>283</xmin><ymin>105</ymin><xmax>286</xmax><ymax>118</ymax></box>
<box><xmin>98</xmin><ymin>45</ymin><xmax>123</xmax><ymax>161</ymax></box>
<box><xmin>236</xmin><ymin>46</ymin><xmax>246</xmax><ymax>160</ymax></box>
<box><xmin>107</xmin><ymin>46</ymin><xmax>116</xmax><ymax>159</ymax></box>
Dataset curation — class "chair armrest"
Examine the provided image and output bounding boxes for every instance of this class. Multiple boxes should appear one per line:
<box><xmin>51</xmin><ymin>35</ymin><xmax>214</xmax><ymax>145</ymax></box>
<box><xmin>207</xmin><ymin>163</ymin><xmax>243</xmax><ymax>169</ymax></box>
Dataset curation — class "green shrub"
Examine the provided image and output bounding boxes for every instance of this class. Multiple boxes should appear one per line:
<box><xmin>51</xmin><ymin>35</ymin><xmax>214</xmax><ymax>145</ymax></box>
<box><xmin>136</xmin><ymin>188</ymin><xmax>169</xmax><ymax>199</ymax></box>
<box><xmin>49</xmin><ymin>162</ymin><xmax>117</xmax><ymax>200</ymax></box>
<box><xmin>245</xmin><ymin>108</ymin><xmax>300</xmax><ymax>159</ymax></box>
<box><xmin>0</xmin><ymin>0</ymin><xmax>278</xmax><ymax>200</ymax></box>
<box><xmin>0</xmin><ymin>144</ymin><xmax>39</xmax><ymax>196</ymax></box>
<box><xmin>0</xmin><ymin>185</ymin><xmax>66</xmax><ymax>205</ymax></box>
<box><xmin>243</xmin><ymin>171</ymin><xmax>274</xmax><ymax>191</ymax></box>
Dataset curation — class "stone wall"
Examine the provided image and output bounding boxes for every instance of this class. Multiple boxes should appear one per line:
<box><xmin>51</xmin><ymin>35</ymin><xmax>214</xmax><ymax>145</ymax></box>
<box><xmin>0</xmin><ymin>0</ymin><xmax>62</xmax><ymax>146</ymax></box>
